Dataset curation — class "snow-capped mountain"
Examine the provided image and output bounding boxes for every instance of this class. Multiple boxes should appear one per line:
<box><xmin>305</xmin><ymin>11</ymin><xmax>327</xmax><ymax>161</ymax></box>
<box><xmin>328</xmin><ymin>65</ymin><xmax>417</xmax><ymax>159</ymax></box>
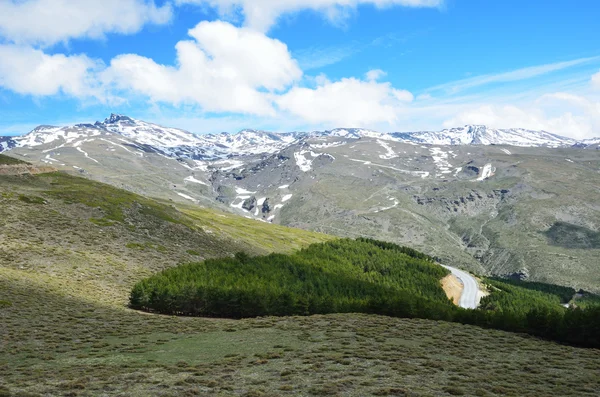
<box><xmin>98</xmin><ymin>114</ymin><xmax>205</xmax><ymax>148</ymax></box>
<box><xmin>390</xmin><ymin>125</ymin><xmax>578</xmax><ymax>147</ymax></box>
<box><xmin>0</xmin><ymin>136</ymin><xmax>17</xmax><ymax>152</ymax></box>
<box><xmin>575</xmin><ymin>137</ymin><xmax>600</xmax><ymax>148</ymax></box>
<box><xmin>2</xmin><ymin>114</ymin><xmax>596</xmax><ymax>160</ymax></box>
<box><xmin>315</xmin><ymin>128</ymin><xmax>384</xmax><ymax>139</ymax></box>
<box><xmin>1</xmin><ymin>114</ymin><xmax>307</xmax><ymax>159</ymax></box>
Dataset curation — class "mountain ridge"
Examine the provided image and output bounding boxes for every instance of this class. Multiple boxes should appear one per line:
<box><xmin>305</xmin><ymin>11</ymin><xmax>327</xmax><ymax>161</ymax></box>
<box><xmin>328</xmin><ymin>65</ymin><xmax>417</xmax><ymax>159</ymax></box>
<box><xmin>2</xmin><ymin>114</ymin><xmax>597</xmax><ymax>162</ymax></box>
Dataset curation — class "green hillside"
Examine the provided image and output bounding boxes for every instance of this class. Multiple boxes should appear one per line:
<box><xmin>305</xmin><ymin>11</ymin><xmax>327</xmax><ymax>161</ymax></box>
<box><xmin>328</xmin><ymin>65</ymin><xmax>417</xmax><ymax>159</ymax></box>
<box><xmin>130</xmin><ymin>238</ymin><xmax>451</xmax><ymax>318</ymax></box>
<box><xmin>2</xmin><ymin>164</ymin><xmax>600</xmax><ymax>396</ymax></box>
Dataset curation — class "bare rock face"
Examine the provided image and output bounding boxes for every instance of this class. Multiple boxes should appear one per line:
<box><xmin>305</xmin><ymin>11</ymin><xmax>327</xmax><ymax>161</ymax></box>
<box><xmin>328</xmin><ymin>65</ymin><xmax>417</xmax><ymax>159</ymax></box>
<box><xmin>262</xmin><ymin>199</ymin><xmax>271</xmax><ymax>214</ymax></box>
<box><xmin>242</xmin><ymin>196</ymin><xmax>257</xmax><ymax>211</ymax></box>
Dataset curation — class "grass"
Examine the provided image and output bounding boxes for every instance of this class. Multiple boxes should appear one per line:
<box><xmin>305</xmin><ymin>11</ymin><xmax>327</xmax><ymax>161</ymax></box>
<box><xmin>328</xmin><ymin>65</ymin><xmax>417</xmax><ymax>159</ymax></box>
<box><xmin>0</xmin><ymin>153</ymin><xmax>27</xmax><ymax>165</ymax></box>
<box><xmin>180</xmin><ymin>204</ymin><xmax>334</xmax><ymax>254</ymax></box>
<box><xmin>2</xmin><ymin>266</ymin><xmax>600</xmax><ymax>396</ymax></box>
<box><xmin>1</xmin><ymin>170</ymin><xmax>600</xmax><ymax>396</ymax></box>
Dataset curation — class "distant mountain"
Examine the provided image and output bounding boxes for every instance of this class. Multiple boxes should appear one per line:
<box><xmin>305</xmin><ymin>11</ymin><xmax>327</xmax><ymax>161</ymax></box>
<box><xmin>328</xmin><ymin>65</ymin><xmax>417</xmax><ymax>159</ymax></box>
<box><xmin>390</xmin><ymin>125</ymin><xmax>578</xmax><ymax>147</ymax></box>
<box><xmin>3</xmin><ymin>114</ymin><xmax>598</xmax><ymax>160</ymax></box>
<box><xmin>1</xmin><ymin>114</ymin><xmax>306</xmax><ymax>160</ymax></box>
<box><xmin>0</xmin><ymin>136</ymin><xmax>17</xmax><ymax>152</ymax></box>
<box><xmin>574</xmin><ymin>137</ymin><xmax>600</xmax><ymax>149</ymax></box>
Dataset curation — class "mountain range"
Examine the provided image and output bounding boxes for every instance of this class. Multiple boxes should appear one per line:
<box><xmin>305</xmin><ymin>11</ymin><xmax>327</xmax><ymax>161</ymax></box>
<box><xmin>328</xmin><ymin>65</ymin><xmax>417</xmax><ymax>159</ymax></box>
<box><xmin>1</xmin><ymin>114</ymin><xmax>598</xmax><ymax>161</ymax></box>
<box><xmin>2</xmin><ymin>114</ymin><xmax>600</xmax><ymax>293</ymax></box>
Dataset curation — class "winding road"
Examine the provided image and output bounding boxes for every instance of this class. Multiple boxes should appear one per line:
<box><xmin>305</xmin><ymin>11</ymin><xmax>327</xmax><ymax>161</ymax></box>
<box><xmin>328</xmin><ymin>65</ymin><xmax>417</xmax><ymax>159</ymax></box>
<box><xmin>441</xmin><ymin>265</ymin><xmax>480</xmax><ymax>309</ymax></box>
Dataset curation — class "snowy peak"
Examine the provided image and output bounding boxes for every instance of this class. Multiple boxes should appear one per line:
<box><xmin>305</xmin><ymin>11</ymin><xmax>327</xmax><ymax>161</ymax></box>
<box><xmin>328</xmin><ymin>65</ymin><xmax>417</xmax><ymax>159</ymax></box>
<box><xmin>98</xmin><ymin>115</ymin><xmax>204</xmax><ymax>148</ymax></box>
<box><xmin>318</xmin><ymin>128</ymin><xmax>382</xmax><ymax>139</ymax></box>
<box><xmin>392</xmin><ymin>125</ymin><xmax>577</xmax><ymax>147</ymax></box>
<box><xmin>203</xmin><ymin>129</ymin><xmax>300</xmax><ymax>155</ymax></box>
<box><xmin>16</xmin><ymin>123</ymin><xmax>105</xmax><ymax>148</ymax></box>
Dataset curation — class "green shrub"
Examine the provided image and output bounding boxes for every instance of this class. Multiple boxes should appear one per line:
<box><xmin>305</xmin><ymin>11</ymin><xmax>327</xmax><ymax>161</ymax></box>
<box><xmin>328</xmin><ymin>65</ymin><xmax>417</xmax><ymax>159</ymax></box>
<box><xmin>18</xmin><ymin>195</ymin><xmax>46</xmax><ymax>204</ymax></box>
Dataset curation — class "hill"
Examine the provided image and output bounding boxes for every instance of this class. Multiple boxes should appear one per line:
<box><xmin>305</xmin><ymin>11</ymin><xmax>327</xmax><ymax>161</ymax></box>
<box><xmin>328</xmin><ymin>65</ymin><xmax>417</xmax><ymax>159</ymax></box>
<box><xmin>2</xmin><ymin>159</ymin><xmax>600</xmax><ymax>396</ymax></box>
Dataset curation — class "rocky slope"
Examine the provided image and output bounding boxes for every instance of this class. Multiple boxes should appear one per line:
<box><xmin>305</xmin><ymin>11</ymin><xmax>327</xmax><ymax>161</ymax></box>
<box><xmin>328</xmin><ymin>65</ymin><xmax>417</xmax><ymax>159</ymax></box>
<box><xmin>2</xmin><ymin>115</ymin><xmax>600</xmax><ymax>291</ymax></box>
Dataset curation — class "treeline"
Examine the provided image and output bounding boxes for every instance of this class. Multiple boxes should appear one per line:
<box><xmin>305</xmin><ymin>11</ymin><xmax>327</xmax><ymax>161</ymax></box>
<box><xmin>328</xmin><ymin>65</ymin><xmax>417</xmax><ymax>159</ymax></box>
<box><xmin>575</xmin><ymin>293</ymin><xmax>600</xmax><ymax>309</ymax></box>
<box><xmin>130</xmin><ymin>239</ymin><xmax>453</xmax><ymax>319</ymax></box>
<box><xmin>465</xmin><ymin>278</ymin><xmax>600</xmax><ymax>347</ymax></box>
<box><xmin>487</xmin><ymin>277</ymin><xmax>575</xmax><ymax>303</ymax></box>
<box><xmin>130</xmin><ymin>238</ymin><xmax>600</xmax><ymax>348</ymax></box>
<box><xmin>355</xmin><ymin>238</ymin><xmax>435</xmax><ymax>262</ymax></box>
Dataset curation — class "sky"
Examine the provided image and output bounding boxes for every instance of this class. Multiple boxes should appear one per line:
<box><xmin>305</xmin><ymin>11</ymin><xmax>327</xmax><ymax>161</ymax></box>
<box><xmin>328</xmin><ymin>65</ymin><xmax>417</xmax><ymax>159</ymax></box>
<box><xmin>0</xmin><ymin>0</ymin><xmax>599</xmax><ymax>139</ymax></box>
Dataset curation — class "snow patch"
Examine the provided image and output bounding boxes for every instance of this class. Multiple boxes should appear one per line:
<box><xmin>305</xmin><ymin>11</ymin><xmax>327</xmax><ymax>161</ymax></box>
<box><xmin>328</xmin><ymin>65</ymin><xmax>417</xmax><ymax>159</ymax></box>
<box><xmin>500</xmin><ymin>148</ymin><xmax>512</xmax><ymax>155</ymax></box>
<box><xmin>476</xmin><ymin>163</ymin><xmax>494</xmax><ymax>181</ymax></box>
<box><xmin>184</xmin><ymin>176</ymin><xmax>208</xmax><ymax>186</ymax></box>
<box><xmin>76</xmin><ymin>147</ymin><xmax>99</xmax><ymax>163</ymax></box>
<box><xmin>294</xmin><ymin>150</ymin><xmax>318</xmax><ymax>172</ymax></box>
<box><xmin>350</xmin><ymin>158</ymin><xmax>429</xmax><ymax>178</ymax></box>
<box><xmin>377</xmin><ymin>140</ymin><xmax>398</xmax><ymax>160</ymax></box>
<box><xmin>430</xmin><ymin>147</ymin><xmax>453</xmax><ymax>178</ymax></box>
<box><xmin>235</xmin><ymin>187</ymin><xmax>256</xmax><ymax>195</ymax></box>
<box><xmin>176</xmin><ymin>192</ymin><xmax>196</xmax><ymax>202</ymax></box>
<box><xmin>281</xmin><ymin>194</ymin><xmax>293</xmax><ymax>202</ymax></box>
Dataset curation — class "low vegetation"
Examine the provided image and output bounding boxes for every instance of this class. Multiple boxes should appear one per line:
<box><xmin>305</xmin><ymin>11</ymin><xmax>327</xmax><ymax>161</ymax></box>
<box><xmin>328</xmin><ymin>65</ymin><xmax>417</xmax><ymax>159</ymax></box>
<box><xmin>2</xmin><ymin>169</ymin><xmax>600</xmax><ymax>396</ymax></box>
<box><xmin>544</xmin><ymin>221</ymin><xmax>600</xmax><ymax>249</ymax></box>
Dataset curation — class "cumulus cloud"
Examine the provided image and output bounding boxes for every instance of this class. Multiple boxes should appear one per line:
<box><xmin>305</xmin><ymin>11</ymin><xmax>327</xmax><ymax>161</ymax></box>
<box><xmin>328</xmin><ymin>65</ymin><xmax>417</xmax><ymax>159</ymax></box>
<box><xmin>0</xmin><ymin>0</ymin><xmax>172</xmax><ymax>46</ymax></box>
<box><xmin>177</xmin><ymin>0</ymin><xmax>443</xmax><ymax>31</ymax></box>
<box><xmin>103</xmin><ymin>21</ymin><xmax>302</xmax><ymax>115</ymax></box>
<box><xmin>0</xmin><ymin>45</ymin><xmax>106</xmax><ymax>100</ymax></box>
<box><xmin>277</xmin><ymin>75</ymin><xmax>413</xmax><ymax>127</ymax></box>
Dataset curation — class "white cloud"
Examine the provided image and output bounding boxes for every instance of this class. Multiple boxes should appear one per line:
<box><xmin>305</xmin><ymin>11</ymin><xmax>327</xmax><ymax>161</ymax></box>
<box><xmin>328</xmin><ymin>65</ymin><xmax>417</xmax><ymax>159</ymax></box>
<box><xmin>0</xmin><ymin>0</ymin><xmax>172</xmax><ymax>46</ymax></box>
<box><xmin>427</xmin><ymin>56</ymin><xmax>600</xmax><ymax>95</ymax></box>
<box><xmin>442</xmin><ymin>93</ymin><xmax>600</xmax><ymax>140</ymax></box>
<box><xmin>0</xmin><ymin>45</ymin><xmax>106</xmax><ymax>100</ymax></box>
<box><xmin>366</xmin><ymin>69</ymin><xmax>387</xmax><ymax>81</ymax></box>
<box><xmin>592</xmin><ymin>71</ymin><xmax>600</xmax><ymax>90</ymax></box>
<box><xmin>293</xmin><ymin>44</ymin><xmax>359</xmax><ymax>70</ymax></box>
<box><xmin>177</xmin><ymin>0</ymin><xmax>443</xmax><ymax>31</ymax></box>
<box><xmin>277</xmin><ymin>75</ymin><xmax>413</xmax><ymax>127</ymax></box>
<box><xmin>104</xmin><ymin>21</ymin><xmax>302</xmax><ymax>115</ymax></box>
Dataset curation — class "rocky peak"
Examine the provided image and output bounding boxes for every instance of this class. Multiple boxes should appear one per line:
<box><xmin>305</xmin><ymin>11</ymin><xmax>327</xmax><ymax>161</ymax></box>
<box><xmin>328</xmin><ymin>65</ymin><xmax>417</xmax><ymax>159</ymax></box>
<box><xmin>103</xmin><ymin>114</ymin><xmax>134</xmax><ymax>125</ymax></box>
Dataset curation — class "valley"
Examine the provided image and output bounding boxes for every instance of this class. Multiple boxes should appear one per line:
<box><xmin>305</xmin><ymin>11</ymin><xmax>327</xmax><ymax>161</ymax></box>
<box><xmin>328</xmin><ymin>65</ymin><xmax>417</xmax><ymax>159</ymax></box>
<box><xmin>1</xmin><ymin>160</ymin><xmax>599</xmax><ymax>396</ymax></box>
<box><xmin>3</xmin><ymin>115</ymin><xmax>599</xmax><ymax>292</ymax></box>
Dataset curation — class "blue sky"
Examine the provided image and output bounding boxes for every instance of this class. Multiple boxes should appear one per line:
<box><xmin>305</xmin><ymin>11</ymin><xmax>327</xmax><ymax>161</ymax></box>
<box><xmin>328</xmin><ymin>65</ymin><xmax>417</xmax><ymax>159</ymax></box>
<box><xmin>0</xmin><ymin>0</ymin><xmax>599</xmax><ymax>138</ymax></box>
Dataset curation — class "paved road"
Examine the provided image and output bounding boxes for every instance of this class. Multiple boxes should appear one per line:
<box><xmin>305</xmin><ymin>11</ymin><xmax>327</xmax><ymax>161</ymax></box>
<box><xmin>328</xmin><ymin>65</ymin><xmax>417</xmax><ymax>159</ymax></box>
<box><xmin>441</xmin><ymin>265</ymin><xmax>480</xmax><ymax>309</ymax></box>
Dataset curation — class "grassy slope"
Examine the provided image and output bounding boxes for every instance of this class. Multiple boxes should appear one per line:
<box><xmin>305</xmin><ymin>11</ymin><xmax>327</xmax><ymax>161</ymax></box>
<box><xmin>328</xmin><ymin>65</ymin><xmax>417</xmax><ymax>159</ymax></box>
<box><xmin>0</xmin><ymin>154</ymin><xmax>26</xmax><ymax>165</ymax></box>
<box><xmin>1</xmin><ymin>167</ymin><xmax>600</xmax><ymax>396</ymax></box>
